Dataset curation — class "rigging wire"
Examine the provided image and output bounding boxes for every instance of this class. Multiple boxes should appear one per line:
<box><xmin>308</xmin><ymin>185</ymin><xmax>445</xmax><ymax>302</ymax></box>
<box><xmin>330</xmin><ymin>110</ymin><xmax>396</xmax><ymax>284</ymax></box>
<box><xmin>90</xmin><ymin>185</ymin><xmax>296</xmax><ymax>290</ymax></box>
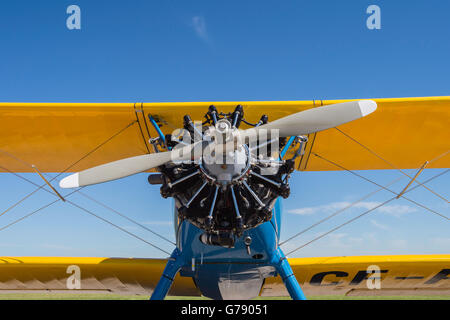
<box><xmin>0</xmin><ymin>165</ymin><xmax>174</xmax><ymax>254</ymax></box>
<box><xmin>279</xmin><ymin>176</ymin><xmax>404</xmax><ymax>246</ymax></box>
<box><xmin>76</xmin><ymin>190</ymin><xmax>176</xmax><ymax>245</ymax></box>
<box><xmin>65</xmin><ymin>200</ymin><xmax>172</xmax><ymax>255</ymax></box>
<box><xmin>0</xmin><ymin>187</ymin><xmax>171</xmax><ymax>255</ymax></box>
<box><xmin>312</xmin><ymin>152</ymin><xmax>449</xmax><ymax>221</ymax></box>
<box><xmin>285</xmin><ymin>168</ymin><xmax>449</xmax><ymax>256</ymax></box>
<box><xmin>0</xmin><ymin>121</ymin><xmax>137</xmax><ymax>217</ymax></box>
<box><xmin>335</xmin><ymin>127</ymin><xmax>449</xmax><ymax>203</ymax></box>
<box><xmin>0</xmin><ymin>188</ymin><xmax>82</xmax><ymax>233</ymax></box>
<box><xmin>0</xmin><ymin>180</ymin><xmax>47</xmax><ymax>218</ymax></box>
<box><xmin>53</xmin><ymin>120</ymin><xmax>138</xmax><ymax>180</ymax></box>
<box><xmin>0</xmin><ymin>120</ymin><xmax>174</xmax><ymax>254</ymax></box>
<box><xmin>0</xmin><ymin>166</ymin><xmax>175</xmax><ymax>246</ymax></box>
<box><xmin>281</xmin><ymin>148</ymin><xmax>450</xmax><ymax>249</ymax></box>
<box><xmin>0</xmin><ymin>117</ymin><xmax>448</xmax><ymax>255</ymax></box>
<box><xmin>280</xmin><ymin>147</ymin><xmax>450</xmax><ymax>246</ymax></box>
<box><xmin>285</xmin><ymin>197</ymin><xmax>397</xmax><ymax>256</ymax></box>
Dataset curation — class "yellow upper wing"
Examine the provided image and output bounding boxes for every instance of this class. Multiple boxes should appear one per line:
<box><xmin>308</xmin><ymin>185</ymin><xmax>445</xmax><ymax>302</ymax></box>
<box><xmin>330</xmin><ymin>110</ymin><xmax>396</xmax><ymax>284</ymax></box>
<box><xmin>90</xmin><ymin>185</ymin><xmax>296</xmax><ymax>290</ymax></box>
<box><xmin>303</xmin><ymin>97</ymin><xmax>450</xmax><ymax>171</ymax></box>
<box><xmin>0</xmin><ymin>97</ymin><xmax>448</xmax><ymax>173</ymax></box>
<box><xmin>0</xmin><ymin>103</ymin><xmax>150</xmax><ymax>173</ymax></box>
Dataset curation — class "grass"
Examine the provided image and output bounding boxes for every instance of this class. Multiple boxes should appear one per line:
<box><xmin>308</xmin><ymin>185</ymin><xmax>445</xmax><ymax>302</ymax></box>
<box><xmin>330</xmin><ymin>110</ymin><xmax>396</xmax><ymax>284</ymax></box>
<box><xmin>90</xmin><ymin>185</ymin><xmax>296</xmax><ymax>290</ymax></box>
<box><xmin>0</xmin><ymin>293</ymin><xmax>448</xmax><ymax>300</ymax></box>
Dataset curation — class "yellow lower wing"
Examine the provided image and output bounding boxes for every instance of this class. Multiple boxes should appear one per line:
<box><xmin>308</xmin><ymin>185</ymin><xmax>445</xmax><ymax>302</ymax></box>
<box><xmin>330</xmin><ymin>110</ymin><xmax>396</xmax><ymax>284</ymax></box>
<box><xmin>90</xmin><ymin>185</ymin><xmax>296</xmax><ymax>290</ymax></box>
<box><xmin>1</xmin><ymin>255</ymin><xmax>448</xmax><ymax>297</ymax></box>
<box><xmin>263</xmin><ymin>254</ymin><xmax>450</xmax><ymax>296</ymax></box>
<box><xmin>0</xmin><ymin>257</ymin><xmax>200</xmax><ymax>296</ymax></box>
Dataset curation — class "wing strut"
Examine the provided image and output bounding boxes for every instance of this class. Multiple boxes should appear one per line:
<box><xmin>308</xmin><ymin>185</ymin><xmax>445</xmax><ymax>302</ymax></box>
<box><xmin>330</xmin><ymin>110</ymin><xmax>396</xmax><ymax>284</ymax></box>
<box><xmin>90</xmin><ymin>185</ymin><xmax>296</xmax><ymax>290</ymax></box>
<box><xmin>396</xmin><ymin>161</ymin><xmax>428</xmax><ymax>199</ymax></box>
<box><xmin>335</xmin><ymin>127</ymin><xmax>449</xmax><ymax>203</ymax></box>
<box><xmin>285</xmin><ymin>168</ymin><xmax>449</xmax><ymax>256</ymax></box>
<box><xmin>0</xmin><ymin>167</ymin><xmax>173</xmax><ymax>255</ymax></box>
<box><xmin>311</xmin><ymin>152</ymin><xmax>449</xmax><ymax>220</ymax></box>
<box><xmin>281</xmin><ymin>148</ymin><xmax>450</xmax><ymax>252</ymax></box>
<box><xmin>0</xmin><ymin>120</ymin><xmax>175</xmax><ymax>254</ymax></box>
<box><xmin>31</xmin><ymin>165</ymin><xmax>66</xmax><ymax>202</ymax></box>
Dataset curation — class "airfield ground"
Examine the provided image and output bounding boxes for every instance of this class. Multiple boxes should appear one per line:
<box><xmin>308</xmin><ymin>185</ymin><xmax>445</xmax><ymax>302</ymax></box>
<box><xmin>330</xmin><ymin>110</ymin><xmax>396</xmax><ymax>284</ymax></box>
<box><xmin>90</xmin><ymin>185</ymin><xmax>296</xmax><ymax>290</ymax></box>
<box><xmin>0</xmin><ymin>293</ymin><xmax>448</xmax><ymax>300</ymax></box>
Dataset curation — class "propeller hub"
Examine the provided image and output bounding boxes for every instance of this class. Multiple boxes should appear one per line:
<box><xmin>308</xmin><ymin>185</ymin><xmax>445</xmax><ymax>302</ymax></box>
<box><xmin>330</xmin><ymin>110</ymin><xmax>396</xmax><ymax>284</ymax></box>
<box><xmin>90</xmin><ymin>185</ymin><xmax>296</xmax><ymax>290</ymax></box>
<box><xmin>200</xmin><ymin>144</ymin><xmax>250</xmax><ymax>187</ymax></box>
<box><xmin>214</xmin><ymin>119</ymin><xmax>233</xmax><ymax>143</ymax></box>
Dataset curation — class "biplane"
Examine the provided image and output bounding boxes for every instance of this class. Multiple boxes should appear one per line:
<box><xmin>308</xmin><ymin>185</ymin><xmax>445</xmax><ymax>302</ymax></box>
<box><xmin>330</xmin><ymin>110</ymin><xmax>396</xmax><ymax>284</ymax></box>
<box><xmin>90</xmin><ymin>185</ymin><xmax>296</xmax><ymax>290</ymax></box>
<box><xmin>0</xmin><ymin>96</ymin><xmax>448</xmax><ymax>300</ymax></box>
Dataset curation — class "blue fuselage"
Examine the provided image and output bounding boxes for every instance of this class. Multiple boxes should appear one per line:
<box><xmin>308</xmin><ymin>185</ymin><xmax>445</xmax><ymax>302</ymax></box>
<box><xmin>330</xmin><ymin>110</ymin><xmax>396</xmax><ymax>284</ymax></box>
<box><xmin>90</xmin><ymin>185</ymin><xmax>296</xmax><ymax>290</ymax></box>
<box><xmin>174</xmin><ymin>199</ymin><xmax>283</xmax><ymax>299</ymax></box>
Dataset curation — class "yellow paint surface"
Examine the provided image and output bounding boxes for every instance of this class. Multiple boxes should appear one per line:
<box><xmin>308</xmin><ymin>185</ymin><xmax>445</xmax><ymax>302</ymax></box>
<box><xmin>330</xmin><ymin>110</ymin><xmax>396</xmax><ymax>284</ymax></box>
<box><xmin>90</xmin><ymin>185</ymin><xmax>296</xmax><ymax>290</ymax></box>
<box><xmin>0</xmin><ymin>255</ymin><xmax>448</xmax><ymax>296</ymax></box>
<box><xmin>0</xmin><ymin>96</ymin><xmax>448</xmax><ymax>173</ymax></box>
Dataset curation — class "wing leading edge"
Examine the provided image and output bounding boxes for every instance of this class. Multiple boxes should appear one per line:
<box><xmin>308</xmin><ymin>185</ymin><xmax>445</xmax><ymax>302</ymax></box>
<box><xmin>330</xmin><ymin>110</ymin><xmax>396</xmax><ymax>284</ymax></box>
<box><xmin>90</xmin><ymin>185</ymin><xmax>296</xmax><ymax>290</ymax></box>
<box><xmin>0</xmin><ymin>96</ymin><xmax>448</xmax><ymax>174</ymax></box>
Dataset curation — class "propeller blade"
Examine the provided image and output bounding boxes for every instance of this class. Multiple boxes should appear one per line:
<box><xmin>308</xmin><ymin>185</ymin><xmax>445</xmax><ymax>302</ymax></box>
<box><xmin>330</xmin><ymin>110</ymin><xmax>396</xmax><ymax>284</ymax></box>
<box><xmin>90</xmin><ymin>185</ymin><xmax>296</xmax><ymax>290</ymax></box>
<box><xmin>59</xmin><ymin>142</ymin><xmax>201</xmax><ymax>188</ymax></box>
<box><xmin>59</xmin><ymin>101</ymin><xmax>376</xmax><ymax>188</ymax></box>
<box><xmin>243</xmin><ymin>100</ymin><xmax>377</xmax><ymax>138</ymax></box>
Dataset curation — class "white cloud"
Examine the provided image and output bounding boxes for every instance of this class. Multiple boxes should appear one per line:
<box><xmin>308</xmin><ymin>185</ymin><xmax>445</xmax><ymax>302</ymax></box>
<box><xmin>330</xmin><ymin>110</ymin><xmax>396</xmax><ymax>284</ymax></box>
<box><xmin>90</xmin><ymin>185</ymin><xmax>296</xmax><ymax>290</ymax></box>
<box><xmin>429</xmin><ymin>237</ymin><xmax>450</xmax><ymax>247</ymax></box>
<box><xmin>143</xmin><ymin>221</ymin><xmax>173</xmax><ymax>226</ymax></box>
<box><xmin>390</xmin><ymin>239</ymin><xmax>408</xmax><ymax>249</ymax></box>
<box><xmin>288</xmin><ymin>207</ymin><xmax>318</xmax><ymax>215</ymax></box>
<box><xmin>370</xmin><ymin>219</ymin><xmax>390</xmax><ymax>230</ymax></box>
<box><xmin>287</xmin><ymin>201</ymin><xmax>350</xmax><ymax>215</ymax></box>
<box><xmin>326</xmin><ymin>233</ymin><xmax>350</xmax><ymax>248</ymax></box>
<box><xmin>191</xmin><ymin>16</ymin><xmax>209</xmax><ymax>42</ymax></box>
<box><xmin>376</xmin><ymin>204</ymin><xmax>417</xmax><ymax>217</ymax></box>
<box><xmin>288</xmin><ymin>201</ymin><xmax>416</xmax><ymax>217</ymax></box>
<box><xmin>39</xmin><ymin>243</ymin><xmax>75</xmax><ymax>250</ymax></box>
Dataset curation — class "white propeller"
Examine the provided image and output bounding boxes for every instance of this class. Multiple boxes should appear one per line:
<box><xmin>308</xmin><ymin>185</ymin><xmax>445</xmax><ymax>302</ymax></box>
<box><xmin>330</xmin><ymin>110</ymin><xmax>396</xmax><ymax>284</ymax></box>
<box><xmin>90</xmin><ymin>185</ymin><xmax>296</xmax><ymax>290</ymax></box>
<box><xmin>59</xmin><ymin>141</ymin><xmax>202</xmax><ymax>188</ymax></box>
<box><xmin>59</xmin><ymin>100</ymin><xmax>376</xmax><ymax>188</ymax></box>
<box><xmin>241</xmin><ymin>100</ymin><xmax>377</xmax><ymax>138</ymax></box>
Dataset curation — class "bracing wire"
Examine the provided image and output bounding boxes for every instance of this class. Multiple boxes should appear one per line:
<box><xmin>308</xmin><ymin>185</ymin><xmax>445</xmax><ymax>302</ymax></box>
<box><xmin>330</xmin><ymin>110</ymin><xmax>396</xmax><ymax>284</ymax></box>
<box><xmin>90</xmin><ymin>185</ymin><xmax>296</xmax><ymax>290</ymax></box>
<box><xmin>0</xmin><ymin>165</ymin><xmax>173</xmax><ymax>255</ymax></box>
<box><xmin>312</xmin><ymin>152</ymin><xmax>449</xmax><ymax>221</ymax></box>
<box><xmin>0</xmin><ymin>166</ymin><xmax>175</xmax><ymax>246</ymax></box>
<box><xmin>0</xmin><ymin>121</ymin><xmax>137</xmax><ymax>217</ymax></box>
<box><xmin>0</xmin><ymin>120</ymin><xmax>174</xmax><ymax>255</ymax></box>
<box><xmin>76</xmin><ymin>190</ymin><xmax>176</xmax><ymax>245</ymax></box>
<box><xmin>335</xmin><ymin>127</ymin><xmax>449</xmax><ymax>203</ymax></box>
<box><xmin>285</xmin><ymin>168</ymin><xmax>449</xmax><ymax>256</ymax></box>
<box><xmin>279</xmin><ymin>176</ymin><xmax>404</xmax><ymax>246</ymax></box>
<box><xmin>0</xmin><ymin>188</ymin><xmax>82</xmax><ymax>233</ymax></box>
<box><xmin>281</xmin><ymin>146</ymin><xmax>450</xmax><ymax>246</ymax></box>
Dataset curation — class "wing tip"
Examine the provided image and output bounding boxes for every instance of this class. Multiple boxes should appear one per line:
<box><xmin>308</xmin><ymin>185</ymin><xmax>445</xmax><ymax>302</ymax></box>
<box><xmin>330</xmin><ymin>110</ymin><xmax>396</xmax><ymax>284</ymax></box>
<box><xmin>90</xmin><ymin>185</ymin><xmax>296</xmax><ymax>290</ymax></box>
<box><xmin>358</xmin><ymin>100</ymin><xmax>377</xmax><ymax>117</ymax></box>
<box><xmin>59</xmin><ymin>173</ymin><xmax>79</xmax><ymax>188</ymax></box>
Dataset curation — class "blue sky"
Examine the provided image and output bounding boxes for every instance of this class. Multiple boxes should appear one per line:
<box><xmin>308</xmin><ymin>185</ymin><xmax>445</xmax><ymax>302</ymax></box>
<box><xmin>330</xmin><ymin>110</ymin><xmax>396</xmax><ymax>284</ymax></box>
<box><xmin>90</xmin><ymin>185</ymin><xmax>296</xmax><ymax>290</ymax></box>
<box><xmin>0</xmin><ymin>0</ymin><xmax>448</xmax><ymax>258</ymax></box>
